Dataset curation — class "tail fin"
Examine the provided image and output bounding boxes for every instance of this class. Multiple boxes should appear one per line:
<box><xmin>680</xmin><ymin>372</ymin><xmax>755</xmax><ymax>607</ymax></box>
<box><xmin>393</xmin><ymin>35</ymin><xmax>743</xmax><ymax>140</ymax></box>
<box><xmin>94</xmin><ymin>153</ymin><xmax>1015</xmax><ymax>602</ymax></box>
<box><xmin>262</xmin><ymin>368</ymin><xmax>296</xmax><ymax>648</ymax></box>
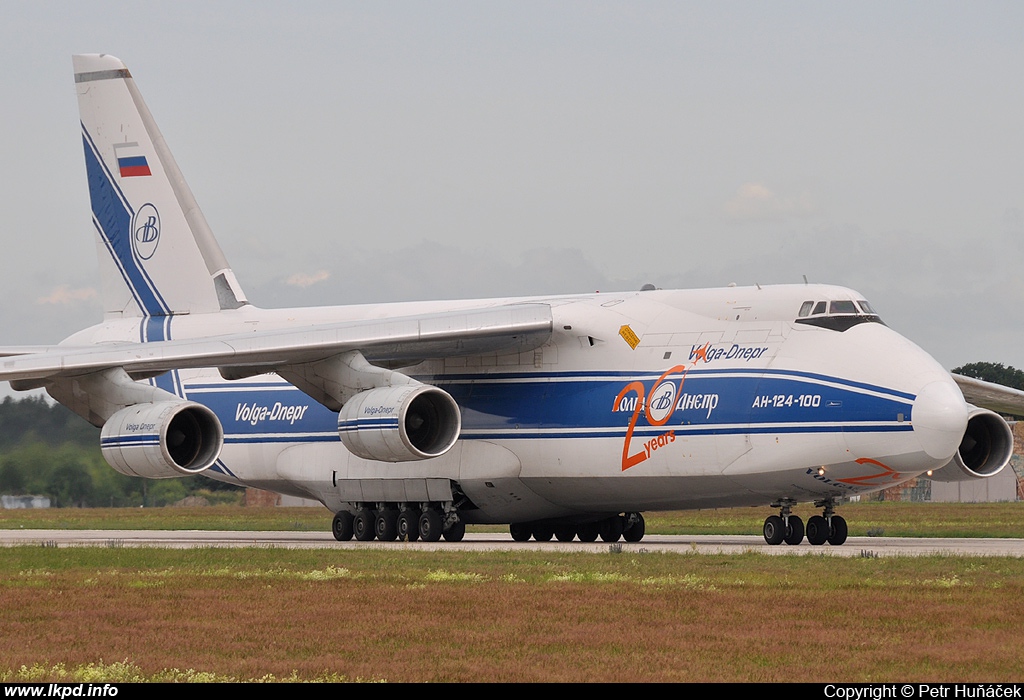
<box><xmin>73</xmin><ymin>54</ymin><xmax>248</xmax><ymax>328</ymax></box>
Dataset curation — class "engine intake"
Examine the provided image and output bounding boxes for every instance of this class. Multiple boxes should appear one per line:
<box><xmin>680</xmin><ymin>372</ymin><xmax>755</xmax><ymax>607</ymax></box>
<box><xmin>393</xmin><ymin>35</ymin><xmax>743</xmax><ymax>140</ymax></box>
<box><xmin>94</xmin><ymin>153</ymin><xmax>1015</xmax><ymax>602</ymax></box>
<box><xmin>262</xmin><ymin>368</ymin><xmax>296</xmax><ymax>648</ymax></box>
<box><xmin>338</xmin><ymin>385</ymin><xmax>461</xmax><ymax>462</ymax></box>
<box><xmin>100</xmin><ymin>401</ymin><xmax>224</xmax><ymax>479</ymax></box>
<box><xmin>929</xmin><ymin>405</ymin><xmax>1014</xmax><ymax>482</ymax></box>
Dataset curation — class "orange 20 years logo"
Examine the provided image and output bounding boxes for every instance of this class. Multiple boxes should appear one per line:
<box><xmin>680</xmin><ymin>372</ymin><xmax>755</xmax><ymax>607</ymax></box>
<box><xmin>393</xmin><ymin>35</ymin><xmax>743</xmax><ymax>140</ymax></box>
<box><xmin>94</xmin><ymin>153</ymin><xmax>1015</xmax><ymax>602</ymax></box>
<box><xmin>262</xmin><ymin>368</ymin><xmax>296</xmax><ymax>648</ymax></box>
<box><xmin>613</xmin><ymin>345</ymin><xmax>709</xmax><ymax>471</ymax></box>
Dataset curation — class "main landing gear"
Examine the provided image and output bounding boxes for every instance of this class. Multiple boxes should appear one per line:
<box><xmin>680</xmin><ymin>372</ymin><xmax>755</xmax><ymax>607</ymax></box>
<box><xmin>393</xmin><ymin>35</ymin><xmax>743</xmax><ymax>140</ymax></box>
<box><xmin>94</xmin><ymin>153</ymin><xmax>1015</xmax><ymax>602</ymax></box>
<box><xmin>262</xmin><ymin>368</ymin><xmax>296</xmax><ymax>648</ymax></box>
<box><xmin>332</xmin><ymin>502</ymin><xmax>465</xmax><ymax>543</ymax></box>
<box><xmin>509</xmin><ymin>513</ymin><xmax>645</xmax><ymax>543</ymax></box>
<box><xmin>762</xmin><ymin>499</ymin><xmax>847</xmax><ymax>546</ymax></box>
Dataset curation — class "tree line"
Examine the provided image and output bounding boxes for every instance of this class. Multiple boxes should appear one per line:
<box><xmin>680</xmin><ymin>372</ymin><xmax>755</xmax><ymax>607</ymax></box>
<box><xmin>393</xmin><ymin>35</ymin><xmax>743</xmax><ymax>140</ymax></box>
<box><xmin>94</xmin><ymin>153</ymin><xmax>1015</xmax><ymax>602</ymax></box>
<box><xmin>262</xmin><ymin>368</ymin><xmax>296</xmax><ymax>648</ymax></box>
<box><xmin>0</xmin><ymin>395</ymin><xmax>241</xmax><ymax>507</ymax></box>
<box><xmin>952</xmin><ymin>362</ymin><xmax>1024</xmax><ymax>390</ymax></box>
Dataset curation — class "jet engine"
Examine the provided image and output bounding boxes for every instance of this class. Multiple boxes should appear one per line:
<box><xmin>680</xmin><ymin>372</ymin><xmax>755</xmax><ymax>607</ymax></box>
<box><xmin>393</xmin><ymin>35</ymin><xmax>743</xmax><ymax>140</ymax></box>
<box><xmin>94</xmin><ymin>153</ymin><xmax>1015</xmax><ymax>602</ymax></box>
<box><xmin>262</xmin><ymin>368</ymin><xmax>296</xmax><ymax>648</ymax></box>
<box><xmin>100</xmin><ymin>401</ymin><xmax>224</xmax><ymax>479</ymax></box>
<box><xmin>929</xmin><ymin>405</ymin><xmax>1014</xmax><ymax>482</ymax></box>
<box><xmin>338</xmin><ymin>384</ymin><xmax>461</xmax><ymax>462</ymax></box>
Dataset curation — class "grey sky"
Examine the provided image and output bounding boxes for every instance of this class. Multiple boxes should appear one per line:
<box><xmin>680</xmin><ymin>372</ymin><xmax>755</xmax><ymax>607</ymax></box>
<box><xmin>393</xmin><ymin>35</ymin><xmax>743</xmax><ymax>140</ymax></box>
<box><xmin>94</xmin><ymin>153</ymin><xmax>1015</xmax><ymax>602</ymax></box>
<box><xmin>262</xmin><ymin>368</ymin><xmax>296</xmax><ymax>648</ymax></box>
<box><xmin>1</xmin><ymin>1</ymin><xmax>1022</xmax><ymax>376</ymax></box>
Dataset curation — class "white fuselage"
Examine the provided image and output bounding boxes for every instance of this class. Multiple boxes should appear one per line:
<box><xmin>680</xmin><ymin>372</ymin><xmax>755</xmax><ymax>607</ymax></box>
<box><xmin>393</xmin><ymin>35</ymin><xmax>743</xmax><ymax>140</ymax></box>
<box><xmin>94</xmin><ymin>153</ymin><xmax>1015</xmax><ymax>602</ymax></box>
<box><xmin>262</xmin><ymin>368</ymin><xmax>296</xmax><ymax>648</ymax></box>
<box><xmin>62</xmin><ymin>283</ymin><xmax>963</xmax><ymax>522</ymax></box>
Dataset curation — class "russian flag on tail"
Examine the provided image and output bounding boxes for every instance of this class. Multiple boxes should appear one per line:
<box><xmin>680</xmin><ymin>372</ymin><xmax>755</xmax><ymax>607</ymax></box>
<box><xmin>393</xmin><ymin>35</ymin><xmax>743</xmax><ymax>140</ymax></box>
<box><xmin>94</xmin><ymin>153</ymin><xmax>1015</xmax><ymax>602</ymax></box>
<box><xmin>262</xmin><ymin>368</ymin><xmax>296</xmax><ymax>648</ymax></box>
<box><xmin>113</xmin><ymin>141</ymin><xmax>152</xmax><ymax>178</ymax></box>
<box><xmin>118</xmin><ymin>155</ymin><xmax>151</xmax><ymax>177</ymax></box>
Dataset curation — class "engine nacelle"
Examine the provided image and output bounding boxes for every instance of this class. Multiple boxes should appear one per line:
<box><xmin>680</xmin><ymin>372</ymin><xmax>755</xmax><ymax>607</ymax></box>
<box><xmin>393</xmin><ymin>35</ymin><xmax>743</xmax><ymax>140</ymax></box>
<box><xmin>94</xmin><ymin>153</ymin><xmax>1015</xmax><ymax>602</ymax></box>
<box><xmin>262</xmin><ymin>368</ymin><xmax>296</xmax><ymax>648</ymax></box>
<box><xmin>100</xmin><ymin>401</ymin><xmax>224</xmax><ymax>479</ymax></box>
<box><xmin>338</xmin><ymin>385</ymin><xmax>461</xmax><ymax>462</ymax></box>
<box><xmin>929</xmin><ymin>405</ymin><xmax>1014</xmax><ymax>482</ymax></box>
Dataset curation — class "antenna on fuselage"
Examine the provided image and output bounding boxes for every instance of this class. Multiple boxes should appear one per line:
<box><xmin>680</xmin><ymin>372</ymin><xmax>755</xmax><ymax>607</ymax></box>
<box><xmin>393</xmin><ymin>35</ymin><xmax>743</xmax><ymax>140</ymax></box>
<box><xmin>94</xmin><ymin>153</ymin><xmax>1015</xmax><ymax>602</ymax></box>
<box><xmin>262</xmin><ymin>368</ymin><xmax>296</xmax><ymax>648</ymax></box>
<box><xmin>803</xmin><ymin>275</ymin><xmax>809</xmax><ymax>285</ymax></box>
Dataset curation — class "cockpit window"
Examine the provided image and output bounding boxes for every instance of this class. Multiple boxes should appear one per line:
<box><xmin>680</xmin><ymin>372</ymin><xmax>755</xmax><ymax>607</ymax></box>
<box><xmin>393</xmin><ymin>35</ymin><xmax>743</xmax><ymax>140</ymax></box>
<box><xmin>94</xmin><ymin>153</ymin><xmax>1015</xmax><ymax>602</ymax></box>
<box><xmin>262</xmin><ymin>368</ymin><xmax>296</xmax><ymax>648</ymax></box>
<box><xmin>795</xmin><ymin>297</ymin><xmax>885</xmax><ymax>332</ymax></box>
<box><xmin>829</xmin><ymin>300</ymin><xmax>858</xmax><ymax>315</ymax></box>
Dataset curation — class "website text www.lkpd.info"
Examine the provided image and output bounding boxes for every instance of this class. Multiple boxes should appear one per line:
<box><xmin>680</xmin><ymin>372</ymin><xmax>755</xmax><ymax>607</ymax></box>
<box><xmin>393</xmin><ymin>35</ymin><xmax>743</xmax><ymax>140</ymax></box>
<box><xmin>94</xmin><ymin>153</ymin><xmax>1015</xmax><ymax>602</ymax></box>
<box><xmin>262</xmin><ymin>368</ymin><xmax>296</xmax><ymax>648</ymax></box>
<box><xmin>4</xmin><ymin>685</ymin><xmax>117</xmax><ymax>698</ymax></box>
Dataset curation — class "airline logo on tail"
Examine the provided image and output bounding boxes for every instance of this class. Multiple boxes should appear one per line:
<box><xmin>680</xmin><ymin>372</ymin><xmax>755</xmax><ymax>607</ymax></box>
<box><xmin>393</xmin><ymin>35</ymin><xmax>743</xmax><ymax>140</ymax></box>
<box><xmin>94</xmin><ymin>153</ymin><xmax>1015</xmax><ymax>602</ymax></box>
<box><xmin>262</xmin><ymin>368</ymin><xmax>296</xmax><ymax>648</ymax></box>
<box><xmin>132</xmin><ymin>203</ymin><xmax>160</xmax><ymax>260</ymax></box>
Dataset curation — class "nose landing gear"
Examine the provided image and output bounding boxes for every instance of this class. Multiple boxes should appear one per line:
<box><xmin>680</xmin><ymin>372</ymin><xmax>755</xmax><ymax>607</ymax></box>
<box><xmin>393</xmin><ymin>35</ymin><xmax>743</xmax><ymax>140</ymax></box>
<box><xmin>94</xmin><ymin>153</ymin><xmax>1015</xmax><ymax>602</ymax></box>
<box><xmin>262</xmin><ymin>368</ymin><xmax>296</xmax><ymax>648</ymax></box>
<box><xmin>763</xmin><ymin>498</ymin><xmax>847</xmax><ymax>546</ymax></box>
<box><xmin>816</xmin><ymin>498</ymin><xmax>848</xmax><ymax>546</ymax></box>
<box><xmin>763</xmin><ymin>500</ymin><xmax>804</xmax><ymax>545</ymax></box>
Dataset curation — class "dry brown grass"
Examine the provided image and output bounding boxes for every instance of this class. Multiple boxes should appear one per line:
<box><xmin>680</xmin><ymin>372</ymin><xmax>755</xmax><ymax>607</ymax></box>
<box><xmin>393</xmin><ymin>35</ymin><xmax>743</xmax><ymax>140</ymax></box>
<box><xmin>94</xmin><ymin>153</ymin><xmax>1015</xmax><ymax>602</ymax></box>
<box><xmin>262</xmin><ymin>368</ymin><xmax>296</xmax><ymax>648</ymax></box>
<box><xmin>1</xmin><ymin>547</ymin><xmax>1022</xmax><ymax>682</ymax></box>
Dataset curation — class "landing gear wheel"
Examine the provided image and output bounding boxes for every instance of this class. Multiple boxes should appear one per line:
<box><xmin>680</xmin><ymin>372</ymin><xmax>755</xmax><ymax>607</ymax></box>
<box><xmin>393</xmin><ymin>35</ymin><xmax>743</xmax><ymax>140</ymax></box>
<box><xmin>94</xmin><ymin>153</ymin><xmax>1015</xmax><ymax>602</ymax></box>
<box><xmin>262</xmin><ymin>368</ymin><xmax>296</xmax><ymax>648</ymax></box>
<box><xmin>576</xmin><ymin>522</ymin><xmax>599</xmax><ymax>542</ymax></box>
<box><xmin>532</xmin><ymin>524</ymin><xmax>554</xmax><ymax>542</ymax></box>
<box><xmin>397</xmin><ymin>510</ymin><xmax>419</xmax><ymax>542</ymax></box>
<box><xmin>554</xmin><ymin>527</ymin><xmax>577</xmax><ymax>542</ymax></box>
<box><xmin>763</xmin><ymin>515</ymin><xmax>786</xmax><ymax>545</ymax></box>
<box><xmin>828</xmin><ymin>515</ymin><xmax>848</xmax><ymax>546</ymax></box>
<box><xmin>354</xmin><ymin>508</ymin><xmax>376</xmax><ymax>541</ymax></box>
<box><xmin>332</xmin><ymin>512</ymin><xmax>353</xmax><ymax>542</ymax></box>
<box><xmin>599</xmin><ymin>516</ymin><xmax>625</xmax><ymax>542</ymax></box>
<box><xmin>509</xmin><ymin>523</ymin><xmax>532</xmax><ymax>542</ymax></box>
<box><xmin>418</xmin><ymin>509</ymin><xmax>443</xmax><ymax>542</ymax></box>
<box><xmin>623</xmin><ymin>513</ymin><xmax>646</xmax><ymax>542</ymax></box>
<box><xmin>806</xmin><ymin>515</ymin><xmax>829</xmax><ymax>546</ymax></box>
<box><xmin>443</xmin><ymin>520</ymin><xmax>466</xmax><ymax>542</ymax></box>
<box><xmin>784</xmin><ymin>515</ymin><xmax>804</xmax><ymax>545</ymax></box>
<box><xmin>375</xmin><ymin>510</ymin><xmax>398</xmax><ymax>542</ymax></box>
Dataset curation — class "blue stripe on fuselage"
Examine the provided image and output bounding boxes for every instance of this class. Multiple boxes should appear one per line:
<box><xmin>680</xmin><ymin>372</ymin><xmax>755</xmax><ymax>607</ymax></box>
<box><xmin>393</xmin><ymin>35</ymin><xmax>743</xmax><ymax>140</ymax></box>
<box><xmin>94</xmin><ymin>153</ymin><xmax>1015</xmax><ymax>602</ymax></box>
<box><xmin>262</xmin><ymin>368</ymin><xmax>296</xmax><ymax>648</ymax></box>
<box><xmin>437</xmin><ymin>368</ymin><xmax>917</xmax><ymax>403</ymax></box>
<box><xmin>185</xmin><ymin>370</ymin><xmax>914</xmax><ymax>444</ymax></box>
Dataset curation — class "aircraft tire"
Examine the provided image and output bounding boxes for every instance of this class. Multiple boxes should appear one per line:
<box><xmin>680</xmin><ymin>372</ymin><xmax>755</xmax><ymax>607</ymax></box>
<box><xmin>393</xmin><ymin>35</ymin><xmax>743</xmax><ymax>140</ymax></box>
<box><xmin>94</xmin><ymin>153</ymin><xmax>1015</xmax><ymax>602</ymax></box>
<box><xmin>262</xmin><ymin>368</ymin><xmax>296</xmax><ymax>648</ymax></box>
<box><xmin>532</xmin><ymin>523</ymin><xmax>554</xmax><ymax>542</ymax></box>
<box><xmin>397</xmin><ymin>510</ymin><xmax>419</xmax><ymax>542</ymax></box>
<box><xmin>354</xmin><ymin>508</ymin><xmax>376</xmax><ymax>541</ymax></box>
<box><xmin>510</xmin><ymin>523</ymin><xmax>532</xmax><ymax>542</ymax></box>
<box><xmin>554</xmin><ymin>526</ymin><xmax>577</xmax><ymax>542</ymax></box>
<box><xmin>599</xmin><ymin>515</ymin><xmax>624</xmax><ymax>542</ymax></box>
<box><xmin>419</xmin><ymin>509</ymin><xmax>443</xmax><ymax>542</ymax></box>
<box><xmin>763</xmin><ymin>515</ymin><xmax>786</xmax><ymax>545</ymax></box>
<box><xmin>828</xmin><ymin>515</ymin><xmax>848</xmax><ymax>546</ymax></box>
<box><xmin>784</xmin><ymin>515</ymin><xmax>804</xmax><ymax>545</ymax></box>
<box><xmin>623</xmin><ymin>513</ymin><xmax>645</xmax><ymax>542</ymax></box>
<box><xmin>806</xmin><ymin>515</ymin><xmax>829</xmax><ymax>545</ymax></box>
<box><xmin>375</xmin><ymin>510</ymin><xmax>398</xmax><ymax>542</ymax></box>
<box><xmin>576</xmin><ymin>522</ymin><xmax>599</xmax><ymax>542</ymax></box>
<box><xmin>332</xmin><ymin>511</ymin><xmax>354</xmax><ymax>542</ymax></box>
<box><xmin>443</xmin><ymin>520</ymin><xmax>466</xmax><ymax>542</ymax></box>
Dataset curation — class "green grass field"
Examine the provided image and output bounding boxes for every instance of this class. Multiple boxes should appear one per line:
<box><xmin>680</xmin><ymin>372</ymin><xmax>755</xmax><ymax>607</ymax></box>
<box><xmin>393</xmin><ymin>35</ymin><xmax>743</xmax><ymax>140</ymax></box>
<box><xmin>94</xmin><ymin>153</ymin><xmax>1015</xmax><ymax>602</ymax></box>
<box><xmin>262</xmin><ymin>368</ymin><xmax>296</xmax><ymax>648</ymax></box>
<box><xmin>1</xmin><ymin>502</ymin><xmax>1022</xmax><ymax>682</ymax></box>
<box><xmin>2</xmin><ymin>546</ymin><xmax>1024</xmax><ymax>682</ymax></box>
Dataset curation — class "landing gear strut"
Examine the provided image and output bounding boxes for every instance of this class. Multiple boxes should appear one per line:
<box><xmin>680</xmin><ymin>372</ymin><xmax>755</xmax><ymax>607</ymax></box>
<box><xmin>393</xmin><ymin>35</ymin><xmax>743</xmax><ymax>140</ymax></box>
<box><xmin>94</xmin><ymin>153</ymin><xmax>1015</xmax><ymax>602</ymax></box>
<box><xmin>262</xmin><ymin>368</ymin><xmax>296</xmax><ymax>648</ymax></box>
<box><xmin>816</xmin><ymin>498</ymin><xmax>847</xmax><ymax>546</ymax></box>
<box><xmin>763</xmin><ymin>498</ymin><xmax>847</xmax><ymax>546</ymax></box>
<box><xmin>331</xmin><ymin>501</ymin><xmax>463</xmax><ymax>543</ymax></box>
<box><xmin>763</xmin><ymin>499</ymin><xmax>804</xmax><ymax>545</ymax></box>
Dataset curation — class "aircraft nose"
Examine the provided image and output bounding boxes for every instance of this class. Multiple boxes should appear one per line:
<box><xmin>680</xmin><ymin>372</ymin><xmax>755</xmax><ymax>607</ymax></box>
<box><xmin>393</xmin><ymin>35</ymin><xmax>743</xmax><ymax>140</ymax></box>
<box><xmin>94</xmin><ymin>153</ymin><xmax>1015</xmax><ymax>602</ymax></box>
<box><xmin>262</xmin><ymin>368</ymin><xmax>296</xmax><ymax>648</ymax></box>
<box><xmin>912</xmin><ymin>379</ymin><xmax>969</xmax><ymax>460</ymax></box>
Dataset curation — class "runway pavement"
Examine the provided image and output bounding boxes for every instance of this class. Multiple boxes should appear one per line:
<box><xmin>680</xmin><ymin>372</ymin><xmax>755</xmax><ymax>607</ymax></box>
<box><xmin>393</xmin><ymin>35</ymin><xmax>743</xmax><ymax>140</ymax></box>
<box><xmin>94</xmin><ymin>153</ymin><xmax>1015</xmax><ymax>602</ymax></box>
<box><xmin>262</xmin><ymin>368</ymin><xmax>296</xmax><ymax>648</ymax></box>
<box><xmin>1</xmin><ymin>529</ymin><xmax>1023</xmax><ymax>556</ymax></box>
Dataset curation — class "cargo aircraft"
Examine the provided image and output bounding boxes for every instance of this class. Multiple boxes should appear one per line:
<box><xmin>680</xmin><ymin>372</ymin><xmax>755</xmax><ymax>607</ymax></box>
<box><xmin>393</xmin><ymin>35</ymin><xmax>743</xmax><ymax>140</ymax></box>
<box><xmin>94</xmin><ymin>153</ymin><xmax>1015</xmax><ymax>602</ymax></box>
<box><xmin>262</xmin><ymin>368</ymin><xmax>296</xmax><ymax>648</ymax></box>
<box><xmin>1</xmin><ymin>54</ymin><xmax>1021</xmax><ymax>546</ymax></box>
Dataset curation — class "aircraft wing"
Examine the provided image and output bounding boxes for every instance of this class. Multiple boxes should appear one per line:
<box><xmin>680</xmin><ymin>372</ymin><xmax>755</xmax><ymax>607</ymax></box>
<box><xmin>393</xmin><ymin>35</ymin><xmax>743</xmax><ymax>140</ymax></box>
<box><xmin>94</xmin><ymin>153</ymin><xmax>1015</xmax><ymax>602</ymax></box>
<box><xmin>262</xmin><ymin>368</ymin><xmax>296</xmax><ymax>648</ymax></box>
<box><xmin>0</xmin><ymin>347</ymin><xmax>64</xmax><ymax>358</ymax></box>
<box><xmin>0</xmin><ymin>304</ymin><xmax>552</xmax><ymax>385</ymax></box>
<box><xmin>952</xmin><ymin>373</ymin><xmax>1024</xmax><ymax>416</ymax></box>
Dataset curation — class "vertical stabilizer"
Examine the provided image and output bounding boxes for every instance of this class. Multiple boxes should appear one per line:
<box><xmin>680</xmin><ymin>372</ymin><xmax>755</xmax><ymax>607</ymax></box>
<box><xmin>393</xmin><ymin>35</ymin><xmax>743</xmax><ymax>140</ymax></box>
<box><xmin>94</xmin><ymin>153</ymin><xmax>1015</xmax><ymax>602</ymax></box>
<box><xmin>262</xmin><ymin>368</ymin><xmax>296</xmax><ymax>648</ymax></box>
<box><xmin>73</xmin><ymin>54</ymin><xmax>248</xmax><ymax>329</ymax></box>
